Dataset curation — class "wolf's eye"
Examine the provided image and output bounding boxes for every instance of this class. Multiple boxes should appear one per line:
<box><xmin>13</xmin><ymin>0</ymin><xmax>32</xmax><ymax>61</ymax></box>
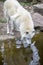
<box><xmin>26</xmin><ymin>32</ymin><xmax>29</xmax><ymax>34</ymax></box>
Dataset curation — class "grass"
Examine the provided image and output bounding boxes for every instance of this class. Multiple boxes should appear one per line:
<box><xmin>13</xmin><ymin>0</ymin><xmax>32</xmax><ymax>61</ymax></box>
<box><xmin>20</xmin><ymin>2</ymin><xmax>31</xmax><ymax>6</ymax></box>
<box><xmin>0</xmin><ymin>18</ymin><xmax>6</xmax><ymax>23</ymax></box>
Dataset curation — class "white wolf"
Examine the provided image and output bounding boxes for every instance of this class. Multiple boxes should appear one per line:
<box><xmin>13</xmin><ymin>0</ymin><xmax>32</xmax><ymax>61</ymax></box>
<box><xmin>4</xmin><ymin>0</ymin><xmax>35</xmax><ymax>48</ymax></box>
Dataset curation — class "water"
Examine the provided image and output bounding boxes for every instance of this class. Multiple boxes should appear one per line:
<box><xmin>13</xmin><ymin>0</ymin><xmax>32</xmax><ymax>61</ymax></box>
<box><xmin>0</xmin><ymin>32</ymin><xmax>43</xmax><ymax>65</ymax></box>
<box><xmin>32</xmin><ymin>32</ymin><xmax>43</xmax><ymax>65</ymax></box>
<box><xmin>29</xmin><ymin>42</ymin><xmax>40</xmax><ymax>65</ymax></box>
<box><xmin>0</xmin><ymin>39</ymin><xmax>32</xmax><ymax>65</ymax></box>
<box><xmin>0</xmin><ymin>42</ymin><xmax>7</xmax><ymax>65</ymax></box>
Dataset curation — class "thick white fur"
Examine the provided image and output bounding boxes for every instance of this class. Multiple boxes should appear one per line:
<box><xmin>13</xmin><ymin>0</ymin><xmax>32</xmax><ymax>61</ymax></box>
<box><xmin>4</xmin><ymin>0</ymin><xmax>35</xmax><ymax>38</ymax></box>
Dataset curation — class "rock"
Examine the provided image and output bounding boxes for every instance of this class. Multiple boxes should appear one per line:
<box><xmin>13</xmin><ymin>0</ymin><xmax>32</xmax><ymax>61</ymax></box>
<box><xmin>40</xmin><ymin>27</ymin><xmax>43</xmax><ymax>32</ymax></box>
<box><xmin>32</xmin><ymin>13</ymin><xmax>43</xmax><ymax>27</ymax></box>
<box><xmin>32</xmin><ymin>12</ymin><xmax>43</xmax><ymax>31</ymax></box>
<box><xmin>33</xmin><ymin>4</ymin><xmax>43</xmax><ymax>15</ymax></box>
<box><xmin>0</xmin><ymin>35</ymin><xmax>15</xmax><ymax>41</ymax></box>
<box><xmin>30</xmin><ymin>4</ymin><xmax>43</xmax><ymax>31</ymax></box>
<box><xmin>0</xmin><ymin>23</ymin><xmax>7</xmax><ymax>35</ymax></box>
<box><xmin>0</xmin><ymin>2</ymin><xmax>4</xmax><ymax>19</ymax></box>
<box><xmin>33</xmin><ymin>4</ymin><xmax>43</xmax><ymax>9</ymax></box>
<box><xmin>38</xmin><ymin>0</ymin><xmax>43</xmax><ymax>2</ymax></box>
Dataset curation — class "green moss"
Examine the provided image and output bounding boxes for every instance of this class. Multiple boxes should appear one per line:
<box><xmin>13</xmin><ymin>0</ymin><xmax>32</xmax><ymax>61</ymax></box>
<box><xmin>0</xmin><ymin>19</ymin><xmax>7</xmax><ymax>23</ymax></box>
<box><xmin>20</xmin><ymin>2</ymin><xmax>31</xmax><ymax>6</ymax></box>
<box><xmin>0</xmin><ymin>0</ymin><xmax>5</xmax><ymax>2</ymax></box>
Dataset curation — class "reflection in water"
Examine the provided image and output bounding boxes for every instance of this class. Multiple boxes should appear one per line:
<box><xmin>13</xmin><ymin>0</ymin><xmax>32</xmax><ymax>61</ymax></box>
<box><xmin>0</xmin><ymin>38</ymin><xmax>40</xmax><ymax>65</ymax></box>
<box><xmin>29</xmin><ymin>42</ymin><xmax>40</xmax><ymax>65</ymax></box>
<box><xmin>1</xmin><ymin>43</ymin><xmax>7</xmax><ymax>65</ymax></box>
<box><xmin>15</xmin><ymin>39</ymin><xmax>22</xmax><ymax>48</ymax></box>
<box><xmin>15</xmin><ymin>33</ymin><xmax>40</xmax><ymax>65</ymax></box>
<box><xmin>1</xmin><ymin>43</ymin><xmax>4</xmax><ymax>53</ymax></box>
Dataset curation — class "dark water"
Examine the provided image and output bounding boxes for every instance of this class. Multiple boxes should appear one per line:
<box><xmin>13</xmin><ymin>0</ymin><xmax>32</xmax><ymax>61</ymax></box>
<box><xmin>32</xmin><ymin>32</ymin><xmax>43</xmax><ymax>65</ymax></box>
<box><xmin>0</xmin><ymin>32</ymin><xmax>43</xmax><ymax>65</ymax></box>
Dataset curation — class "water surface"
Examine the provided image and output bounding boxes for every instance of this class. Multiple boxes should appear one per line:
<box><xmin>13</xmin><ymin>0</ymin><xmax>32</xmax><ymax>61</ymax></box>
<box><xmin>0</xmin><ymin>32</ymin><xmax>43</xmax><ymax>65</ymax></box>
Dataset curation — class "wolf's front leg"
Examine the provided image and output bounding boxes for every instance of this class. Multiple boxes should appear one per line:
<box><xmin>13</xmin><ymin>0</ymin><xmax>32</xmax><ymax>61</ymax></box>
<box><xmin>7</xmin><ymin>18</ymin><xmax>10</xmax><ymax>34</ymax></box>
<box><xmin>15</xmin><ymin>38</ymin><xmax>22</xmax><ymax>48</ymax></box>
<box><xmin>9</xmin><ymin>19</ymin><xmax>14</xmax><ymax>35</ymax></box>
<box><xmin>7</xmin><ymin>18</ymin><xmax>14</xmax><ymax>35</ymax></box>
